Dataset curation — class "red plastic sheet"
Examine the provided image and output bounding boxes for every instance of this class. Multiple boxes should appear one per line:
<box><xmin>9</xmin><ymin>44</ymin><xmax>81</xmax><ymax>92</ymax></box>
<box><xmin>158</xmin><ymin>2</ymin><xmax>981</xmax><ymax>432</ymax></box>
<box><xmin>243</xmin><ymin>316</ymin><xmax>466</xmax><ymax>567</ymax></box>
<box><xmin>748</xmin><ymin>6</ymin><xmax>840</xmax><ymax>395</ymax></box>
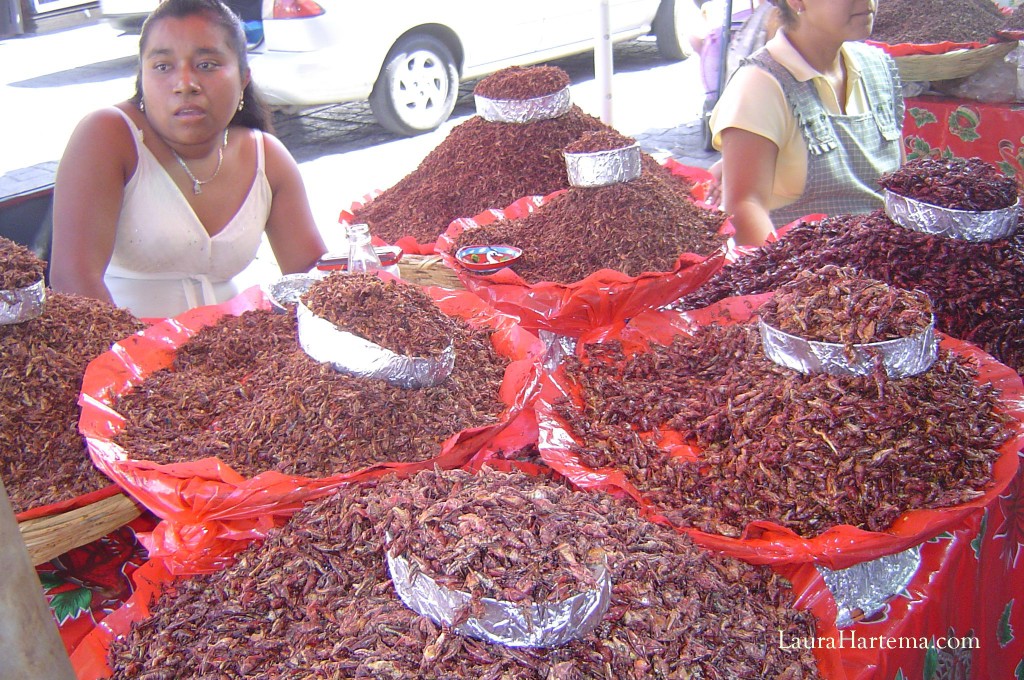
<box><xmin>70</xmin><ymin>558</ymin><xmax>171</xmax><ymax>680</ymax></box>
<box><xmin>431</xmin><ymin>162</ymin><xmax>729</xmax><ymax>338</ymax></box>
<box><xmin>535</xmin><ymin>297</ymin><xmax>1024</xmax><ymax>570</ymax></box>
<box><xmin>77</xmin><ymin>282</ymin><xmax>544</xmax><ymax>575</ymax></box>
<box><xmin>14</xmin><ymin>484</ymin><xmax>125</xmax><ymax>523</ymax></box>
<box><xmin>661</xmin><ymin>158</ymin><xmax>715</xmax><ymax>204</ymax></box>
<box><xmin>865</xmin><ymin>37</ymin><xmax>1008</xmax><ymax>56</ymax></box>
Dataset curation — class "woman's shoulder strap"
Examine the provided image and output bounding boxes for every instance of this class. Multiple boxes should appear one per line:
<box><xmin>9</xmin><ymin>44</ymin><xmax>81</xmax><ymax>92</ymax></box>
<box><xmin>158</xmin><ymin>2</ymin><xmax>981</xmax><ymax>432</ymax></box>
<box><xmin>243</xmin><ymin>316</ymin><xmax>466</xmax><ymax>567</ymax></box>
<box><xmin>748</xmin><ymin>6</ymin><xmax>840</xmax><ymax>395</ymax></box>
<box><xmin>103</xmin><ymin>105</ymin><xmax>145</xmax><ymax>148</ymax></box>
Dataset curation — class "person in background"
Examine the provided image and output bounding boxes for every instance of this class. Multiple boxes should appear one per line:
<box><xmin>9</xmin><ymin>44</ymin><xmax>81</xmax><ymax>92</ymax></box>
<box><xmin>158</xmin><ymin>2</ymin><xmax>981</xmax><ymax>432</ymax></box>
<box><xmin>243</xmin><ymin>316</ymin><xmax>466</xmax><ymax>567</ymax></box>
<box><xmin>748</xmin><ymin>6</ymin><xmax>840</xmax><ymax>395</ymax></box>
<box><xmin>50</xmin><ymin>0</ymin><xmax>326</xmax><ymax>319</ymax></box>
<box><xmin>708</xmin><ymin>0</ymin><xmax>903</xmax><ymax>246</ymax></box>
<box><xmin>687</xmin><ymin>0</ymin><xmax>774</xmax><ymax>63</ymax></box>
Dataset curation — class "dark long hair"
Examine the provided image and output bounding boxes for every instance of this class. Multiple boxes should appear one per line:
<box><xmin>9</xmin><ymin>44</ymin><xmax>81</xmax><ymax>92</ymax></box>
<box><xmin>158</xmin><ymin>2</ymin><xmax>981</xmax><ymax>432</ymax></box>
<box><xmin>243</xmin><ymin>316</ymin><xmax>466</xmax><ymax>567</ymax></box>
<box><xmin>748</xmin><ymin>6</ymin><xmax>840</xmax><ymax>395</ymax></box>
<box><xmin>130</xmin><ymin>0</ymin><xmax>273</xmax><ymax>132</ymax></box>
<box><xmin>767</xmin><ymin>0</ymin><xmax>798</xmax><ymax>28</ymax></box>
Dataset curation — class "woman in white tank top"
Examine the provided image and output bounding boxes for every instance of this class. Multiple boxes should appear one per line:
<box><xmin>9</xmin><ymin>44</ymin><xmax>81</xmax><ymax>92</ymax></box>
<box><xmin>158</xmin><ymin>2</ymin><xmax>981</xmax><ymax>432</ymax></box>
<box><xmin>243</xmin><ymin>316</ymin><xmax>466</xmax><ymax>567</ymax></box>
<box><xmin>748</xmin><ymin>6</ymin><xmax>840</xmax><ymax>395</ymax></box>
<box><xmin>50</xmin><ymin>0</ymin><xmax>326</xmax><ymax>319</ymax></box>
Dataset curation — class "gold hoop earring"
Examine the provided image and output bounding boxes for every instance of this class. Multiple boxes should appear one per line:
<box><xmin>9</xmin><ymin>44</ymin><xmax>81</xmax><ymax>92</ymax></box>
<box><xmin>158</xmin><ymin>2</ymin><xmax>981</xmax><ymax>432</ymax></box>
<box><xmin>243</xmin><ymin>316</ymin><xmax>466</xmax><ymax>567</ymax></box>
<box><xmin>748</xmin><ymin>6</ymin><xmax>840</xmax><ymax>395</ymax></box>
<box><xmin>238</xmin><ymin>96</ymin><xmax>244</xmax><ymax>112</ymax></box>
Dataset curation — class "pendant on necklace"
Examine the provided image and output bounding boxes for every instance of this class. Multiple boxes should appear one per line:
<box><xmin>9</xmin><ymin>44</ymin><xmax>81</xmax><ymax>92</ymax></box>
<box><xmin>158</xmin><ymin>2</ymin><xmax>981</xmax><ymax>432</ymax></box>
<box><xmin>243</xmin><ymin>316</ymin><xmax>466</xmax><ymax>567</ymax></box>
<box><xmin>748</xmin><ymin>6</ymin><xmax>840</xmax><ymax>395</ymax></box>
<box><xmin>173</xmin><ymin>128</ymin><xmax>229</xmax><ymax>196</ymax></box>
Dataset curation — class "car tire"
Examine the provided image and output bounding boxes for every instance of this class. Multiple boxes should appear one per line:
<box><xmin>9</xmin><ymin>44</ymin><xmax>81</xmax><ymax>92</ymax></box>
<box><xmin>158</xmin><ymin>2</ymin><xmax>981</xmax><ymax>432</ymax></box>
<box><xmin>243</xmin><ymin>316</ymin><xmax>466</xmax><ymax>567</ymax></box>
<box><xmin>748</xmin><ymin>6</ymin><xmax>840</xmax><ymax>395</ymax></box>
<box><xmin>369</xmin><ymin>34</ymin><xmax>459</xmax><ymax>137</ymax></box>
<box><xmin>652</xmin><ymin>0</ymin><xmax>695</xmax><ymax>61</ymax></box>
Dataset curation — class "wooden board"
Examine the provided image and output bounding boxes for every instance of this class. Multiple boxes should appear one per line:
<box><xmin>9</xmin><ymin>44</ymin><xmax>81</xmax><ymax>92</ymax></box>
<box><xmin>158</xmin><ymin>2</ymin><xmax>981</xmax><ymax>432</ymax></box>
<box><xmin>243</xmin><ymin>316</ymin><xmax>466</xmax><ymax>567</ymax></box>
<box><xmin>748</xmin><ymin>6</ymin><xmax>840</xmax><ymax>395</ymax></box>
<box><xmin>19</xmin><ymin>493</ymin><xmax>141</xmax><ymax>566</ymax></box>
<box><xmin>399</xmin><ymin>254</ymin><xmax>465</xmax><ymax>290</ymax></box>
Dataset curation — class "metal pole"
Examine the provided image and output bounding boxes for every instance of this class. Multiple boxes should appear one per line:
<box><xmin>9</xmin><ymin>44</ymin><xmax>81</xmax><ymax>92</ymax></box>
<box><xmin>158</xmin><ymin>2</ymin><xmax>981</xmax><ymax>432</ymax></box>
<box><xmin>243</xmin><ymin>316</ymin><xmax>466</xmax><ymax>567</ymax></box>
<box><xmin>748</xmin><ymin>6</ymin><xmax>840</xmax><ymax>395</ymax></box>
<box><xmin>716</xmin><ymin>0</ymin><xmax>734</xmax><ymax>99</ymax></box>
<box><xmin>595</xmin><ymin>0</ymin><xmax>614</xmax><ymax>125</ymax></box>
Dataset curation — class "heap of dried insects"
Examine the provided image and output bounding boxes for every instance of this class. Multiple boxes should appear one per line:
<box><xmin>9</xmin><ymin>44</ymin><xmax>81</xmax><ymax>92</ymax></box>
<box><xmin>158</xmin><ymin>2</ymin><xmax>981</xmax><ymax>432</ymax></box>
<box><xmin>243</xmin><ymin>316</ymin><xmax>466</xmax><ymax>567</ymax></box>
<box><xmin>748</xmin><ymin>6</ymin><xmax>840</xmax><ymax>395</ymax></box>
<box><xmin>563</xmin><ymin>129</ymin><xmax>636</xmax><ymax>154</ymax></box>
<box><xmin>872</xmin><ymin>0</ymin><xmax>1004</xmax><ymax>45</ymax></box>
<box><xmin>556</xmin><ymin>321</ymin><xmax>1011</xmax><ymax>537</ymax></box>
<box><xmin>301</xmin><ymin>274</ymin><xmax>457</xmax><ymax>357</ymax></box>
<box><xmin>0</xmin><ymin>236</ymin><xmax>45</xmax><ymax>289</ymax></box>
<box><xmin>351</xmin><ymin>65</ymin><xmax>694</xmax><ymax>248</ymax></box>
<box><xmin>878</xmin><ymin>156</ymin><xmax>1018</xmax><ymax>211</ymax></box>
<box><xmin>113</xmin><ymin>303</ymin><xmax>510</xmax><ymax>478</ymax></box>
<box><xmin>669</xmin><ymin>210</ymin><xmax>1024</xmax><ymax>375</ymax></box>
<box><xmin>1</xmin><ymin>291</ymin><xmax>144</xmax><ymax>512</ymax></box>
<box><xmin>757</xmin><ymin>265</ymin><xmax>933</xmax><ymax>344</ymax></box>
<box><xmin>108</xmin><ymin>467</ymin><xmax>820</xmax><ymax>679</ymax></box>
<box><xmin>473</xmin><ymin>65</ymin><xmax>570</xmax><ymax>99</ymax></box>
<box><xmin>452</xmin><ymin>170</ymin><xmax>726</xmax><ymax>283</ymax></box>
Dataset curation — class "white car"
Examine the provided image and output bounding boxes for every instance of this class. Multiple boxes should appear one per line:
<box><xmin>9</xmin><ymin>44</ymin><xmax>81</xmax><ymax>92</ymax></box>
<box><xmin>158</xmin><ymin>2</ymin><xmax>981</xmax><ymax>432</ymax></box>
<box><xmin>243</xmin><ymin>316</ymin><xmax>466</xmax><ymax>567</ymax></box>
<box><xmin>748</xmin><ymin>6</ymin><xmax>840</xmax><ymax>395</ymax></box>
<box><xmin>100</xmin><ymin>0</ymin><xmax>696</xmax><ymax>136</ymax></box>
<box><xmin>98</xmin><ymin>0</ymin><xmax>153</xmax><ymax>32</ymax></box>
<box><xmin>250</xmin><ymin>0</ymin><xmax>695</xmax><ymax>135</ymax></box>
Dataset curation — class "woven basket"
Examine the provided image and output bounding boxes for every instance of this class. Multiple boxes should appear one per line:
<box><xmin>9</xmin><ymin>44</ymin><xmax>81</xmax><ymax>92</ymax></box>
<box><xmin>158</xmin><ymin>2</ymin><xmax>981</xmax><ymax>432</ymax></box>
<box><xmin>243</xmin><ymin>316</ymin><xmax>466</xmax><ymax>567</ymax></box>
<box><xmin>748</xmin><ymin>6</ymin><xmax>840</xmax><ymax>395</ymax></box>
<box><xmin>19</xmin><ymin>493</ymin><xmax>141</xmax><ymax>566</ymax></box>
<box><xmin>399</xmin><ymin>254</ymin><xmax>465</xmax><ymax>290</ymax></box>
<box><xmin>894</xmin><ymin>41</ymin><xmax>1017</xmax><ymax>82</ymax></box>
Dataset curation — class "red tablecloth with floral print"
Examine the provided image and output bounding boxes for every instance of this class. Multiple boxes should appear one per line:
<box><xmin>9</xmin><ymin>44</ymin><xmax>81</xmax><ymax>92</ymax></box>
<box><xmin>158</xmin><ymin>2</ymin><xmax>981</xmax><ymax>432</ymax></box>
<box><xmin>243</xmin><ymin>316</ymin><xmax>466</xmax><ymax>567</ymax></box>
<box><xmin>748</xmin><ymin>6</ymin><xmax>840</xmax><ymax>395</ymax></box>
<box><xmin>40</xmin><ymin>513</ymin><xmax>156</xmax><ymax>659</ymax></box>
<box><xmin>903</xmin><ymin>96</ymin><xmax>1024</xmax><ymax>187</ymax></box>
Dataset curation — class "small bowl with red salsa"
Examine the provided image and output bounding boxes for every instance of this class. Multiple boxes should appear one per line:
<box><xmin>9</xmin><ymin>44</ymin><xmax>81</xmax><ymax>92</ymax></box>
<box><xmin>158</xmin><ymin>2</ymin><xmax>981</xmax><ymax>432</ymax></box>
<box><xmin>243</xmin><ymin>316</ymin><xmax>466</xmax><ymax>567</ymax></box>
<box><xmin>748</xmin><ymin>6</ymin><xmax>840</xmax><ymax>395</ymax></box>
<box><xmin>455</xmin><ymin>245</ymin><xmax>523</xmax><ymax>274</ymax></box>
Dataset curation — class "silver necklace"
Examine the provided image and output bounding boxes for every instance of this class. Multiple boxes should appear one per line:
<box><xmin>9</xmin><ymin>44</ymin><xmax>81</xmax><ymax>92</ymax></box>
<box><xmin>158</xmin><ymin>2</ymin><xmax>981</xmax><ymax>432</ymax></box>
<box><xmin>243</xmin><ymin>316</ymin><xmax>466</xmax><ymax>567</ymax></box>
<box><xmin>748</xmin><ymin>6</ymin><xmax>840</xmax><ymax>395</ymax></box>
<box><xmin>171</xmin><ymin>129</ymin><xmax>229</xmax><ymax>195</ymax></box>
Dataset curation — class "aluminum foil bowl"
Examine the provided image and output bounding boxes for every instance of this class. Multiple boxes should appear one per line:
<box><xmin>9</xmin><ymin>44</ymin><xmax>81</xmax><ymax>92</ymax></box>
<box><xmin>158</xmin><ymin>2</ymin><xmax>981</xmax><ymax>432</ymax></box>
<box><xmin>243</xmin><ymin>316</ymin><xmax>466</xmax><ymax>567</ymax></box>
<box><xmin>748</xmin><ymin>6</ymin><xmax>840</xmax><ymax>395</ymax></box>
<box><xmin>474</xmin><ymin>86</ymin><xmax>571</xmax><ymax>124</ymax></box>
<box><xmin>564</xmin><ymin>143</ymin><xmax>642</xmax><ymax>188</ymax></box>
<box><xmin>883</xmin><ymin>189</ymin><xmax>1019</xmax><ymax>242</ymax></box>
<box><xmin>388</xmin><ymin>547</ymin><xmax>611</xmax><ymax>649</ymax></box>
<box><xmin>817</xmin><ymin>546</ymin><xmax>922</xmax><ymax>629</ymax></box>
<box><xmin>264</xmin><ymin>272</ymin><xmax>323</xmax><ymax>314</ymax></box>
<box><xmin>758</xmin><ymin>317</ymin><xmax>938</xmax><ymax>379</ymax></box>
<box><xmin>0</xmin><ymin>279</ymin><xmax>46</xmax><ymax>325</ymax></box>
<box><xmin>296</xmin><ymin>302</ymin><xmax>455</xmax><ymax>389</ymax></box>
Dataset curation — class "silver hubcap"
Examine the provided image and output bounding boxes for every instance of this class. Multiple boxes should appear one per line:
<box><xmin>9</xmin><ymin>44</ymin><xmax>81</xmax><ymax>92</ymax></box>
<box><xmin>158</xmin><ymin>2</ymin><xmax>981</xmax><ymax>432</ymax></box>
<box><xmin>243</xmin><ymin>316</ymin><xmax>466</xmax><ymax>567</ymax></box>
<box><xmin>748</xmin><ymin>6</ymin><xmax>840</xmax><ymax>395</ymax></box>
<box><xmin>391</xmin><ymin>48</ymin><xmax>450</xmax><ymax>128</ymax></box>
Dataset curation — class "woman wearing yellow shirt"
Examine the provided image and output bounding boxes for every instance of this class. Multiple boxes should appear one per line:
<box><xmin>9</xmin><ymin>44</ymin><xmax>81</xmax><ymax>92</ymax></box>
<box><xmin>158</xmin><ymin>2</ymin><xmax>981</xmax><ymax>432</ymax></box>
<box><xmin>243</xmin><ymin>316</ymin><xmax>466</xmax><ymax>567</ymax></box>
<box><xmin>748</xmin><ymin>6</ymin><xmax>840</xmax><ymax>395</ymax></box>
<box><xmin>710</xmin><ymin>0</ymin><xmax>903</xmax><ymax>246</ymax></box>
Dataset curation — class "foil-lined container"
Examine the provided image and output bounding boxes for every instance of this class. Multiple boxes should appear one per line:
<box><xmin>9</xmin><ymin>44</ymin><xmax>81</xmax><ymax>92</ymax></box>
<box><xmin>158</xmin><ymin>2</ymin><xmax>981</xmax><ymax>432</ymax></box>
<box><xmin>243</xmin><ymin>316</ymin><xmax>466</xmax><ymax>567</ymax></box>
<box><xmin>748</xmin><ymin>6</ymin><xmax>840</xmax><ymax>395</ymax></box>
<box><xmin>539</xmin><ymin>330</ymin><xmax>578</xmax><ymax>371</ymax></box>
<box><xmin>564</xmin><ymin>143</ymin><xmax>642</xmax><ymax>188</ymax></box>
<box><xmin>758</xmin><ymin>317</ymin><xmax>938</xmax><ymax>379</ymax></box>
<box><xmin>883</xmin><ymin>189</ymin><xmax>1019</xmax><ymax>242</ymax></box>
<box><xmin>817</xmin><ymin>546</ymin><xmax>922</xmax><ymax>629</ymax></box>
<box><xmin>0</xmin><ymin>278</ymin><xmax>46</xmax><ymax>325</ymax></box>
<box><xmin>387</xmin><ymin>548</ymin><xmax>611</xmax><ymax>648</ymax></box>
<box><xmin>264</xmin><ymin>272</ymin><xmax>323</xmax><ymax>314</ymax></box>
<box><xmin>296</xmin><ymin>302</ymin><xmax>455</xmax><ymax>389</ymax></box>
<box><xmin>474</xmin><ymin>86</ymin><xmax>572</xmax><ymax>124</ymax></box>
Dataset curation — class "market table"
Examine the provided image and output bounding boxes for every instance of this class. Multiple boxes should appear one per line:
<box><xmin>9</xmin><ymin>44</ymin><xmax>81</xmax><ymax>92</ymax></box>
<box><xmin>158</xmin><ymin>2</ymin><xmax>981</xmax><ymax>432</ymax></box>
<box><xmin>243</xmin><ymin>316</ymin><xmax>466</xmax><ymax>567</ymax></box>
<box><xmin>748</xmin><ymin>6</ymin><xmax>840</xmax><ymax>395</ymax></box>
<box><xmin>903</xmin><ymin>95</ymin><xmax>1024</xmax><ymax>183</ymax></box>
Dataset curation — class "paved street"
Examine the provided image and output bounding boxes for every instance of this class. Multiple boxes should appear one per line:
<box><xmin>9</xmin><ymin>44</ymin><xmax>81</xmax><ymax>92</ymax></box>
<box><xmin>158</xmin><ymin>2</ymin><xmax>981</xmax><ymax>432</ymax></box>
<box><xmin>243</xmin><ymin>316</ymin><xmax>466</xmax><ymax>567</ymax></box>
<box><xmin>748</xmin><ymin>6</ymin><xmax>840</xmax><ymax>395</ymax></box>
<box><xmin>0</xmin><ymin>20</ymin><xmax>719</xmax><ymax>280</ymax></box>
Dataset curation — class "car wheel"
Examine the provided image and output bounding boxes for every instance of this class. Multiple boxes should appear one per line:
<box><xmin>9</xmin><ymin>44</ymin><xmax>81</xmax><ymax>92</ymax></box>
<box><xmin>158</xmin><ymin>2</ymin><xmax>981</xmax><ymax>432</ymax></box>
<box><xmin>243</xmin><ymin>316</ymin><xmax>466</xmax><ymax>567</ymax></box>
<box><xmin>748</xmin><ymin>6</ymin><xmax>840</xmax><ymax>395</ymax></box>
<box><xmin>369</xmin><ymin>34</ymin><xmax>459</xmax><ymax>137</ymax></box>
<box><xmin>652</xmin><ymin>0</ymin><xmax>696</xmax><ymax>61</ymax></box>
